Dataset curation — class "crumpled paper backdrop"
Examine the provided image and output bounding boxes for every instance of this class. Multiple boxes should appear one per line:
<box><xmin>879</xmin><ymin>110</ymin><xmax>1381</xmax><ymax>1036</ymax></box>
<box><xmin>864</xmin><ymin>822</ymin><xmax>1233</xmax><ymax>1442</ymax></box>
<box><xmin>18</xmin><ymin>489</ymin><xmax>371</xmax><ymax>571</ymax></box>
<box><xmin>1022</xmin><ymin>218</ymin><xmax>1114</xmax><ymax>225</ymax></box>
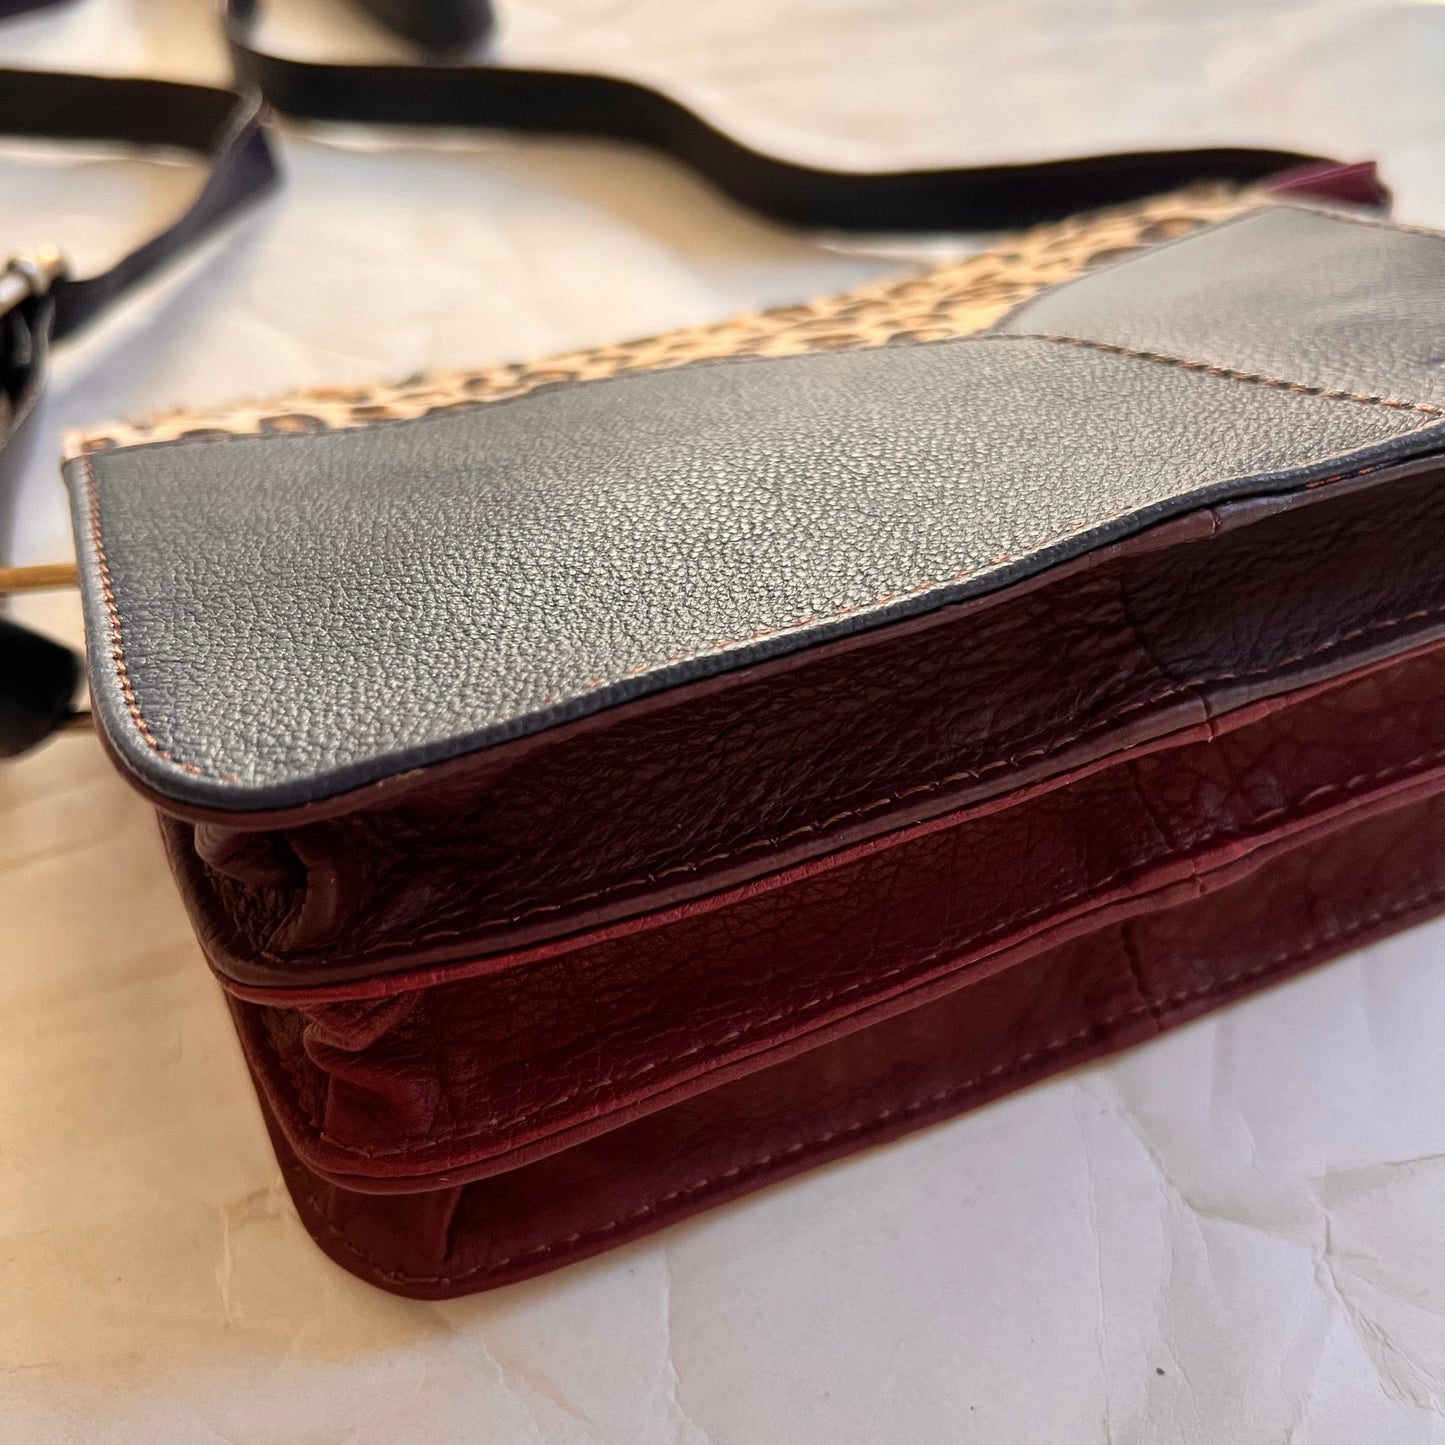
<box><xmin>2</xmin><ymin>2</ymin><xmax>1443</xmax><ymax>1440</ymax></box>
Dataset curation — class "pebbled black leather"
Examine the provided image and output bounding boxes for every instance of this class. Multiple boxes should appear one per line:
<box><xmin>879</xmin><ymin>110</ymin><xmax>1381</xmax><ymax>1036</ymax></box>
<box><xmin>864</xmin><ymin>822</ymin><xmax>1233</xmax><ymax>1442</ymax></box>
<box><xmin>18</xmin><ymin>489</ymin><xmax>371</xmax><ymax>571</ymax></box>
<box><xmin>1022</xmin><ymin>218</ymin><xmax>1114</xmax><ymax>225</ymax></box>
<box><xmin>991</xmin><ymin>205</ymin><xmax>1445</xmax><ymax>405</ymax></box>
<box><xmin>65</xmin><ymin>205</ymin><xmax>1445</xmax><ymax>811</ymax></box>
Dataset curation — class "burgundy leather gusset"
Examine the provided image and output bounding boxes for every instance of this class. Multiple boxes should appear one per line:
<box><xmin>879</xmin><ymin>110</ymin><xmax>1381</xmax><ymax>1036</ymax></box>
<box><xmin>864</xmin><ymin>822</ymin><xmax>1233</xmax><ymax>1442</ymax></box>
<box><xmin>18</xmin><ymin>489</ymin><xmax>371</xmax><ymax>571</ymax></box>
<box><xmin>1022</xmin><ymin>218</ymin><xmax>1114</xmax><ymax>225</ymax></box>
<box><xmin>172</xmin><ymin>454</ymin><xmax>1445</xmax><ymax>987</ymax></box>
<box><xmin>262</xmin><ymin>781</ymin><xmax>1445</xmax><ymax>1297</ymax></box>
<box><xmin>67</xmin><ymin>204</ymin><xmax>1445</xmax><ymax>1294</ymax></box>
<box><xmin>210</xmin><ymin>636</ymin><xmax>1445</xmax><ymax>1191</ymax></box>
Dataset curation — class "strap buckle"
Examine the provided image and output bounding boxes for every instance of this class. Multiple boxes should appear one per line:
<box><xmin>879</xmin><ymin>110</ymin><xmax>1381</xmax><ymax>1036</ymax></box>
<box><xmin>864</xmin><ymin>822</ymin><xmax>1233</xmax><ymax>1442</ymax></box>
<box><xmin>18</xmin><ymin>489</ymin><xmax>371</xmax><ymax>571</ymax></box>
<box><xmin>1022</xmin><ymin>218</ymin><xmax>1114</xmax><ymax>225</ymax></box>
<box><xmin>0</xmin><ymin>245</ymin><xmax>68</xmax><ymax>319</ymax></box>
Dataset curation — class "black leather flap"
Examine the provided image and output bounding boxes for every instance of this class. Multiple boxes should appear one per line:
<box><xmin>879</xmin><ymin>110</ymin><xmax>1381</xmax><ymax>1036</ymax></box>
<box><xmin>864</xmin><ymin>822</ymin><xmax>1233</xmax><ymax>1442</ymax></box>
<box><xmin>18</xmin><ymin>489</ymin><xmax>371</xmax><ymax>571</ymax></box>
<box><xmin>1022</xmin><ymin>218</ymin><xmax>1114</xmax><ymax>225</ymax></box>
<box><xmin>65</xmin><ymin>205</ymin><xmax>1445</xmax><ymax>810</ymax></box>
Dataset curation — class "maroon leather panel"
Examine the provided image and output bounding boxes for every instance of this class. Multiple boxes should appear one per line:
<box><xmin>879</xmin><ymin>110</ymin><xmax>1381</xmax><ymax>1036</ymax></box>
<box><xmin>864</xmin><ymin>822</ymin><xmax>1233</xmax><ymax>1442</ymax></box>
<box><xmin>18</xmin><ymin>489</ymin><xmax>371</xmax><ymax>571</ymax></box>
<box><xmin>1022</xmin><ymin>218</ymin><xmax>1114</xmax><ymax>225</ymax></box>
<box><xmin>263</xmin><ymin>782</ymin><xmax>1445</xmax><ymax>1297</ymax></box>
<box><xmin>221</xmin><ymin>639</ymin><xmax>1445</xmax><ymax>1190</ymax></box>
<box><xmin>165</xmin><ymin>458</ymin><xmax>1445</xmax><ymax>985</ymax></box>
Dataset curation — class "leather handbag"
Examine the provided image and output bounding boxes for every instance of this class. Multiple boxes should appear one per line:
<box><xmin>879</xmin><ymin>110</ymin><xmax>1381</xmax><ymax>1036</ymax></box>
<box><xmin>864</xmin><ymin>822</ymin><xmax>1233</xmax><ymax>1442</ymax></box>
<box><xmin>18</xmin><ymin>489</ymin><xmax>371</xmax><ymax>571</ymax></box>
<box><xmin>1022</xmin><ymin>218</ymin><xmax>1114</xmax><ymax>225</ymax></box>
<box><xmin>10</xmin><ymin>2</ymin><xmax>1445</xmax><ymax>1298</ymax></box>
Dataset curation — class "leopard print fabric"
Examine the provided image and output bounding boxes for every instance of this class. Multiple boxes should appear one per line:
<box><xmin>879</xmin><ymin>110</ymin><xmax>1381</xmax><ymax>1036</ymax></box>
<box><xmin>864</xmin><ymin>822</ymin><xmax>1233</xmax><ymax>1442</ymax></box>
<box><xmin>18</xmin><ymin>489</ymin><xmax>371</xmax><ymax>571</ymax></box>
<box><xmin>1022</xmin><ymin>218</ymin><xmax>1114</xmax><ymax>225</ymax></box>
<box><xmin>69</xmin><ymin>184</ymin><xmax>1260</xmax><ymax>458</ymax></box>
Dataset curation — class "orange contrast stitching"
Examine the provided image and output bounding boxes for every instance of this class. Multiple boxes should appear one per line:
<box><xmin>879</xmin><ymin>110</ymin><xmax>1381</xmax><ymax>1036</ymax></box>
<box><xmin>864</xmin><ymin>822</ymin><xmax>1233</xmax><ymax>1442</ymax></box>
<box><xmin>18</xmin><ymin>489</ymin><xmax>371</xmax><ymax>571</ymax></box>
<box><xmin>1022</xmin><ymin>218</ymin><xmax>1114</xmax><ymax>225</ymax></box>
<box><xmin>81</xmin><ymin>454</ymin><xmax>210</xmax><ymax>779</ymax></box>
<box><xmin>998</xmin><ymin>334</ymin><xmax>1445</xmax><ymax>416</ymax></box>
<box><xmin>1270</xmin><ymin>200</ymin><xmax>1445</xmax><ymax>246</ymax></box>
<box><xmin>293</xmin><ymin>874</ymin><xmax>1445</xmax><ymax>1287</ymax></box>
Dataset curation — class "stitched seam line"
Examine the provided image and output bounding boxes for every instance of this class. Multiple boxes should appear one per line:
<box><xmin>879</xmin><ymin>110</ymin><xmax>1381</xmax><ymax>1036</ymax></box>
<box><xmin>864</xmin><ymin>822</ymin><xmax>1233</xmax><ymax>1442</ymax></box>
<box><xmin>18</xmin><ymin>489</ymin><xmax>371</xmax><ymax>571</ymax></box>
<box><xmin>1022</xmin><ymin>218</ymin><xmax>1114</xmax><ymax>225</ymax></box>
<box><xmin>75</xmin><ymin>306</ymin><xmax>1403</xmax><ymax>461</ymax></box>
<box><xmin>81</xmin><ymin>455</ymin><xmax>216</xmax><ymax>780</ymax></box>
<box><xmin>1270</xmin><ymin>199</ymin><xmax>1445</xmax><ymax>245</ymax></box>
<box><xmin>981</xmin><ymin>202</ymin><xmax>1281</xmax><ymax>333</ymax></box>
<box><xmin>295</xmin><ymin>875</ymin><xmax>1445</xmax><ymax>1288</ymax></box>
<box><xmin>326</xmin><ymin>595</ymin><xmax>1445</xmax><ymax>951</ymax></box>
<box><xmin>276</xmin><ymin>735</ymin><xmax>1445</xmax><ymax>1159</ymax></box>
<box><xmin>996</xmin><ymin>335</ymin><xmax>1444</xmax><ymax>415</ymax></box>
<box><xmin>84</xmin><ymin>341</ymin><xmax>1445</xmax><ymax>783</ymax></box>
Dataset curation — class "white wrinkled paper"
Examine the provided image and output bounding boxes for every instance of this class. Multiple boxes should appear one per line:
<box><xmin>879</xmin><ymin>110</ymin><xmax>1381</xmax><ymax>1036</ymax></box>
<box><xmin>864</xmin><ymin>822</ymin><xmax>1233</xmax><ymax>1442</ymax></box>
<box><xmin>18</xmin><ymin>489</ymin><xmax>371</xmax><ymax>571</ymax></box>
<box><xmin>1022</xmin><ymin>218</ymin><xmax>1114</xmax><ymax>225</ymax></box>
<box><xmin>3</xmin><ymin>2</ymin><xmax>1443</xmax><ymax>1439</ymax></box>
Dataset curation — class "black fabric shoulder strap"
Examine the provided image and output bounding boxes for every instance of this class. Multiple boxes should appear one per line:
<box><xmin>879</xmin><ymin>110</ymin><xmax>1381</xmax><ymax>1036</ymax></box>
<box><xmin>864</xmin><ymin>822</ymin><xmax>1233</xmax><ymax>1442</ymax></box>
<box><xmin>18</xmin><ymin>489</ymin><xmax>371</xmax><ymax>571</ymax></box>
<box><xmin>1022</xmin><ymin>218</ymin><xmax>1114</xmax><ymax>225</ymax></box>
<box><xmin>224</xmin><ymin>0</ymin><xmax>1346</xmax><ymax>233</ymax></box>
<box><xmin>0</xmin><ymin>67</ymin><xmax>275</xmax><ymax>342</ymax></box>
